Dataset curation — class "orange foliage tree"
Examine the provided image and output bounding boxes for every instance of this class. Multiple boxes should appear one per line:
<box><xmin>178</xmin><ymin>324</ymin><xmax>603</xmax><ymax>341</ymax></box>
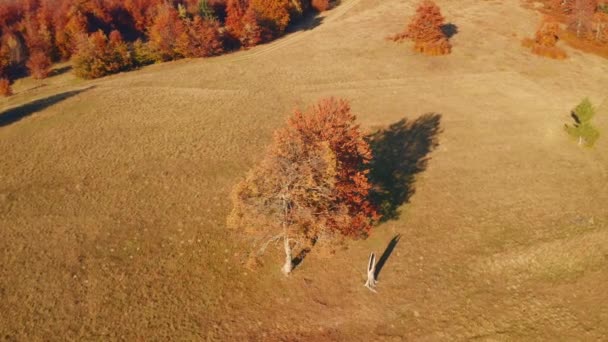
<box><xmin>26</xmin><ymin>50</ymin><xmax>52</xmax><ymax>79</ymax></box>
<box><xmin>176</xmin><ymin>16</ymin><xmax>224</xmax><ymax>57</ymax></box>
<box><xmin>148</xmin><ymin>3</ymin><xmax>186</xmax><ymax>61</ymax></box>
<box><xmin>0</xmin><ymin>78</ymin><xmax>12</xmax><ymax>97</ymax></box>
<box><xmin>312</xmin><ymin>0</ymin><xmax>330</xmax><ymax>12</ymax></box>
<box><xmin>228</xmin><ymin>98</ymin><xmax>379</xmax><ymax>275</ymax></box>
<box><xmin>250</xmin><ymin>0</ymin><xmax>291</xmax><ymax>40</ymax></box>
<box><xmin>391</xmin><ymin>0</ymin><xmax>451</xmax><ymax>56</ymax></box>
<box><xmin>72</xmin><ymin>30</ymin><xmax>132</xmax><ymax>79</ymax></box>
<box><xmin>529</xmin><ymin>18</ymin><xmax>568</xmax><ymax>59</ymax></box>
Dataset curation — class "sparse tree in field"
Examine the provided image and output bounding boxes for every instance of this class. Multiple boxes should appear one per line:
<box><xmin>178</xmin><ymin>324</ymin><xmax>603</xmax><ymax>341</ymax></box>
<box><xmin>565</xmin><ymin>98</ymin><xmax>600</xmax><ymax>147</ymax></box>
<box><xmin>228</xmin><ymin>98</ymin><xmax>379</xmax><ymax>275</ymax></box>
<box><xmin>529</xmin><ymin>17</ymin><xmax>568</xmax><ymax>59</ymax></box>
<box><xmin>390</xmin><ymin>0</ymin><xmax>451</xmax><ymax>56</ymax></box>
<box><xmin>0</xmin><ymin>78</ymin><xmax>12</xmax><ymax>97</ymax></box>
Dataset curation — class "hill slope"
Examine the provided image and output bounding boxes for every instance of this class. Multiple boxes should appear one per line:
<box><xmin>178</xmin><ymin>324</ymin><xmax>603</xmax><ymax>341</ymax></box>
<box><xmin>1</xmin><ymin>0</ymin><xmax>607</xmax><ymax>340</ymax></box>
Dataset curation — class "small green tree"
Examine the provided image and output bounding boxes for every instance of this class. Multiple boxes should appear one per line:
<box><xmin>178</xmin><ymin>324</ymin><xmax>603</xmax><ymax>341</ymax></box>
<box><xmin>198</xmin><ymin>0</ymin><xmax>217</xmax><ymax>21</ymax></box>
<box><xmin>564</xmin><ymin>98</ymin><xmax>600</xmax><ymax>147</ymax></box>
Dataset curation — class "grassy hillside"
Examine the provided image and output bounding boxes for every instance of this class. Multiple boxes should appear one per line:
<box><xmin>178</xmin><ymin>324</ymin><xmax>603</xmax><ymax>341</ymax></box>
<box><xmin>1</xmin><ymin>0</ymin><xmax>607</xmax><ymax>340</ymax></box>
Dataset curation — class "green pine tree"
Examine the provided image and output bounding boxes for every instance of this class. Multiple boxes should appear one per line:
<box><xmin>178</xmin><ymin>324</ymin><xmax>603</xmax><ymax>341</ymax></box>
<box><xmin>198</xmin><ymin>0</ymin><xmax>217</xmax><ymax>21</ymax></box>
<box><xmin>564</xmin><ymin>98</ymin><xmax>600</xmax><ymax>147</ymax></box>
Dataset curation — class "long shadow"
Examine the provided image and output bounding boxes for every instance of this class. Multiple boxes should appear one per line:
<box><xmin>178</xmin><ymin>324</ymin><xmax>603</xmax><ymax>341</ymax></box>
<box><xmin>0</xmin><ymin>87</ymin><xmax>93</xmax><ymax>127</ymax></box>
<box><xmin>368</xmin><ymin>113</ymin><xmax>442</xmax><ymax>221</ymax></box>
<box><xmin>375</xmin><ymin>234</ymin><xmax>401</xmax><ymax>280</ymax></box>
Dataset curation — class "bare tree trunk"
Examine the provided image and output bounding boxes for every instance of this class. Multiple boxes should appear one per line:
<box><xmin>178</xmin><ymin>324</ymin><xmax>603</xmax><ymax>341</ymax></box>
<box><xmin>281</xmin><ymin>236</ymin><xmax>293</xmax><ymax>275</ymax></box>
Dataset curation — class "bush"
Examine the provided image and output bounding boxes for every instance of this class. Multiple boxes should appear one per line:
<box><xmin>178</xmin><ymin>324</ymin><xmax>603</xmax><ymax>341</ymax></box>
<box><xmin>0</xmin><ymin>78</ymin><xmax>12</xmax><ymax>97</ymax></box>
<box><xmin>27</xmin><ymin>50</ymin><xmax>52</xmax><ymax>79</ymax></box>
<box><xmin>564</xmin><ymin>98</ymin><xmax>600</xmax><ymax>147</ymax></box>
<box><xmin>529</xmin><ymin>18</ymin><xmax>568</xmax><ymax>59</ymax></box>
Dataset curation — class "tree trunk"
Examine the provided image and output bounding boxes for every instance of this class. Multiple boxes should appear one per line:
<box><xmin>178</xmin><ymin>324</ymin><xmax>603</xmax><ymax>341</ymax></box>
<box><xmin>281</xmin><ymin>236</ymin><xmax>293</xmax><ymax>276</ymax></box>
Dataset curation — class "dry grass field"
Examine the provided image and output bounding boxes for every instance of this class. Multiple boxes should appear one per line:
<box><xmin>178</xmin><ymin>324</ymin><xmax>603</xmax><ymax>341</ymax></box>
<box><xmin>1</xmin><ymin>0</ymin><xmax>608</xmax><ymax>340</ymax></box>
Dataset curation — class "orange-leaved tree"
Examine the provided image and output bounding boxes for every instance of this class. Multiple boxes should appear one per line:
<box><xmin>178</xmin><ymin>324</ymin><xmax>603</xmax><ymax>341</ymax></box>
<box><xmin>529</xmin><ymin>17</ymin><xmax>568</xmax><ymax>59</ymax></box>
<box><xmin>148</xmin><ymin>2</ymin><xmax>186</xmax><ymax>61</ymax></box>
<box><xmin>390</xmin><ymin>0</ymin><xmax>451</xmax><ymax>56</ymax></box>
<box><xmin>228</xmin><ymin>98</ymin><xmax>379</xmax><ymax>275</ymax></box>
<box><xmin>0</xmin><ymin>78</ymin><xmax>11</xmax><ymax>97</ymax></box>
<box><xmin>250</xmin><ymin>0</ymin><xmax>291</xmax><ymax>41</ymax></box>
<box><xmin>176</xmin><ymin>16</ymin><xmax>224</xmax><ymax>58</ymax></box>
<box><xmin>26</xmin><ymin>50</ymin><xmax>52</xmax><ymax>79</ymax></box>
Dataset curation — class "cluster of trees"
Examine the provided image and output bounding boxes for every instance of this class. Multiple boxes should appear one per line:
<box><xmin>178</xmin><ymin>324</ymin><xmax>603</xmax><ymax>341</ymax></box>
<box><xmin>547</xmin><ymin>0</ymin><xmax>608</xmax><ymax>42</ymax></box>
<box><xmin>0</xmin><ymin>0</ymin><xmax>329</xmax><ymax>95</ymax></box>
<box><xmin>389</xmin><ymin>0</ymin><xmax>452</xmax><ymax>56</ymax></box>
<box><xmin>228</xmin><ymin>98</ymin><xmax>379</xmax><ymax>275</ymax></box>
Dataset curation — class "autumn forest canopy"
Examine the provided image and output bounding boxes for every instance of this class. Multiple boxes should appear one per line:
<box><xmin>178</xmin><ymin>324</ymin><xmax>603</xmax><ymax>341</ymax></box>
<box><xmin>0</xmin><ymin>0</ymin><xmax>329</xmax><ymax>84</ymax></box>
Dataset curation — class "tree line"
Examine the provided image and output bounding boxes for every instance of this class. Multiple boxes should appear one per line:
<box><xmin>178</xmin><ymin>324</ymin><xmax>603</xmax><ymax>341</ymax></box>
<box><xmin>0</xmin><ymin>0</ymin><xmax>331</xmax><ymax>95</ymax></box>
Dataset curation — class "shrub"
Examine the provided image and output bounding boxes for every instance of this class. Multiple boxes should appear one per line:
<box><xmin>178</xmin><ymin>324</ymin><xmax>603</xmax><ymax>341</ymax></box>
<box><xmin>0</xmin><ymin>78</ymin><xmax>12</xmax><ymax>97</ymax></box>
<box><xmin>564</xmin><ymin>98</ymin><xmax>600</xmax><ymax>147</ymax></box>
<box><xmin>529</xmin><ymin>18</ymin><xmax>568</xmax><ymax>59</ymax></box>
<box><xmin>26</xmin><ymin>50</ymin><xmax>52</xmax><ymax>79</ymax></box>
<box><xmin>311</xmin><ymin>0</ymin><xmax>330</xmax><ymax>12</ymax></box>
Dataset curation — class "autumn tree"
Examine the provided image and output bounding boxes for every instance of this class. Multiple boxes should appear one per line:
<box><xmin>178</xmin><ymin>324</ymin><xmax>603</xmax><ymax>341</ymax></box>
<box><xmin>228</xmin><ymin>98</ymin><xmax>378</xmax><ymax>275</ymax></box>
<box><xmin>528</xmin><ymin>17</ymin><xmax>568</xmax><ymax>59</ymax></box>
<box><xmin>26</xmin><ymin>50</ymin><xmax>52</xmax><ymax>79</ymax></box>
<box><xmin>176</xmin><ymin>16</ymin><xmax>224</xmax><ymax>58</ymax></box>
<box><xmin>72</xmin><ymin>30</ymin><xmax>132</xmax><ymax>79</ymax></box>
<box><xmin>565</xmin><ymin>98</ymin><xmax>600</xmax><ymax>147</ymax></box>
<box><xmin>250</xmin><ymin>0</ymin><xmax>291</xmax><ymax>40</ymax></box>
<box><xmin>0</xmin><ymin>78</ymin><xmax>12</xmax><ymax>97</ymax></box>
<box><xmin>148</xmin><ymin>2</ymin><xmax>186</xmax><ymax>61</ymax></box>
<box><xmin>390</xmin><ymin>0</ymin><xmax>451</xmax><ymax>56</ymax></box>
<box><xmin>311</xmin><ymin>0</ymin><xmax>330</xmax><ymax>12</ymax></box>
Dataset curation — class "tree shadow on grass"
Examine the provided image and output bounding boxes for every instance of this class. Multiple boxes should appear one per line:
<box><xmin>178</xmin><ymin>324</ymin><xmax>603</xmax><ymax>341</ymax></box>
<box><xmin>375</xmin><ymin>234</ymin><xmax>401</xmax><ymax>280</ymax></box>
<box><xmin>368</xmin><ymin>113</ymin><xmax>442</xmax><ymax>221</ymax></box>
<box><xmin>441</xmin><ymin>23</ymin><xmax>459</xmax><ymax>39</ymax></box>
<box><xmin>0</xmin><ymin>87</ymin><xmax>94</xmax><ymax>127</ymax></box>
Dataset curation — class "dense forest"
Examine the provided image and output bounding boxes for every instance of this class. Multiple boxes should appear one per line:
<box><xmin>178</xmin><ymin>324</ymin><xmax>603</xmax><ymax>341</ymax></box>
<box><xmin>0</xmin><ymin>0</ymin><xmax>327</xmax><ymax>91</ymax></box>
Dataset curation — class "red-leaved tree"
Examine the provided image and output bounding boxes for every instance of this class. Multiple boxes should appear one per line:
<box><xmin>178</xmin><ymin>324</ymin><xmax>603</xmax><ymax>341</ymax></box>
<box><xmin>568</xmin><ymin>0</ymin><xmax>598</xmax><ymax>38</ymax></box>
<box><xmin>0</xmin><ymin>78</ymin><xmax>12</xmax><ymax>97</ymax></box>
<box><xmin>529</xmin><ymin>17</ymin><xmax>568</xmax><ymax>59</ymax></box>
<box><xmin>26</xmin><ymin>50</ymin><xmax>52</xmax><ymax>79</ymax></box>
<box><xmin>390</xmin><ymin>0</ymin><xmax>451</xmax><ymax>56</ymax></box>
<box><xmin>176</xmin><ymin>16</ymin><xmax>224</xmax><ymax>57</ymax></box>
<box><xmin>228</xmin><ymin>98</ymin><xmax>378</xmax><ymax>275</ymax></box>
<box><xmin>148</xmin><ymin>3</ymin><xmax>186</xmax><ymax>61</ymax></box>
